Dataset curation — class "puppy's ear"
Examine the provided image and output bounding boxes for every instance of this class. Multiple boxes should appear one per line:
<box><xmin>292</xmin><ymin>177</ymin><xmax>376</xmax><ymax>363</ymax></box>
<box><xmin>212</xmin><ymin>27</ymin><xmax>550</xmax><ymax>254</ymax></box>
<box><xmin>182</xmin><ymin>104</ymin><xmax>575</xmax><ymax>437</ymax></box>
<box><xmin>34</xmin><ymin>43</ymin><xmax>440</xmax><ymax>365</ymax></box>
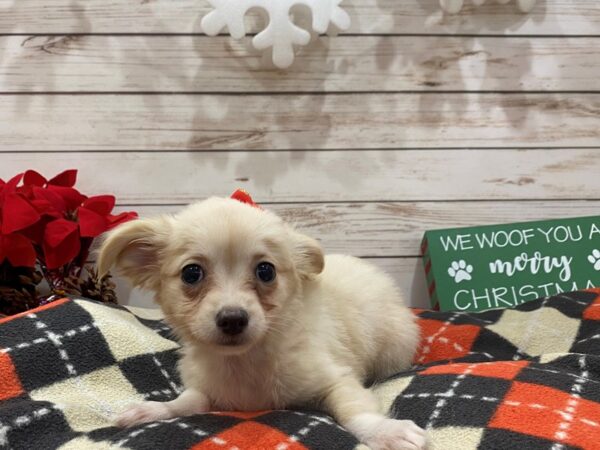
<box><xmin>290</xmin><ymin>230</ymin><xmax>324</xmax><ymax>278</ymax></box>
<box><xmin>97</xmin><ymin>217</ymin><xmax>171</xmax><ymax>290</ymax></box>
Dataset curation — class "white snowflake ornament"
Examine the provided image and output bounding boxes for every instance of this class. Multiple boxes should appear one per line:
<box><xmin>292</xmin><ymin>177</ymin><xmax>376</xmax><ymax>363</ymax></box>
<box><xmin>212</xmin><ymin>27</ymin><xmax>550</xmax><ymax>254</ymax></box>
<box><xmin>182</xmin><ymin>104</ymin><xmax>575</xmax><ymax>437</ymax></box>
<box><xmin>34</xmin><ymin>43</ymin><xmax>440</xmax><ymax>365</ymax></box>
<box><xmin>440</xmin><ymin>0</ymin><xmax>536</xmax><ymax>14</ymax></box>
<box><xmin>201</xmin><ymin>0</ymin><xmax>351</xmax><ymax>69</ymax></box>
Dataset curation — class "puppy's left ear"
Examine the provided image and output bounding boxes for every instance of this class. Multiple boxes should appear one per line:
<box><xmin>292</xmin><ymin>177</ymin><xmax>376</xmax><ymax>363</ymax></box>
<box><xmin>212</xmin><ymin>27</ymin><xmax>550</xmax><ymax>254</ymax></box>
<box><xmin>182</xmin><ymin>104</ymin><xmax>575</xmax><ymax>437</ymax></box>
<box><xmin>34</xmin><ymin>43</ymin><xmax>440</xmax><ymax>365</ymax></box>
<box><xmin>97</xmin><ymin>216</ymin><xmax>171</xmax><ymax>291</ymax></box>
<box><xmin>290</xmin><ymin>230</ymin><xmax>324</xmax><ymax>278</ymax></box>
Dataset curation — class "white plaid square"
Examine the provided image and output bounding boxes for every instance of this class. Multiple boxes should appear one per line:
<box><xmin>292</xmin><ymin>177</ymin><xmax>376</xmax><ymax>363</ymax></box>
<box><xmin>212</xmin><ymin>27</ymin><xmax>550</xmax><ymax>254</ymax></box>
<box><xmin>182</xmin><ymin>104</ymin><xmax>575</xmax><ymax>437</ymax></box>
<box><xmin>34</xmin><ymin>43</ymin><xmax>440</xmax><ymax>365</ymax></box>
<box><xmin>30</xmin><ymin>365</ymin><xmax>144</xmax><ymax>432</ymax></box>
<box><xmin>76</xmin><ymin>300</ymin><xmax>178</xmax><ymax>362</ymax></box>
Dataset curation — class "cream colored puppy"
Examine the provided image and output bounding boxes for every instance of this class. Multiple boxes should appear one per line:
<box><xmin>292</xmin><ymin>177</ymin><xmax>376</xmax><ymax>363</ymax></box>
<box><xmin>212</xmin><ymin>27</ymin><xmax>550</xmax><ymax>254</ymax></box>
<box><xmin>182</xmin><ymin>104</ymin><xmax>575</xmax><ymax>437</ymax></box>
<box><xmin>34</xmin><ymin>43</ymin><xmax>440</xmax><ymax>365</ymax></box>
<box><xmin>98</xmin><ymin>196</ymin><xmax>426</xmax><ymax>450</ymax></box>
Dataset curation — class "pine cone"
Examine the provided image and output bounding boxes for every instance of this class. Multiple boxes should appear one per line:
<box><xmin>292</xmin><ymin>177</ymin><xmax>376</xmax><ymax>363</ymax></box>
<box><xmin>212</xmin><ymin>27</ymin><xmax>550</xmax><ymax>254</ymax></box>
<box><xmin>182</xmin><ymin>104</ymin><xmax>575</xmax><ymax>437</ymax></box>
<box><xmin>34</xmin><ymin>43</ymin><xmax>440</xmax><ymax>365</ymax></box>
<box><xmin>0</xmin><ymin>262</ymin><xmax>43</xmax><ymax>315</ymax></box>
<box><xmin>63</xmin><ymin>266</ymin><xmax>118</xmax><ymax>304</ymax></box>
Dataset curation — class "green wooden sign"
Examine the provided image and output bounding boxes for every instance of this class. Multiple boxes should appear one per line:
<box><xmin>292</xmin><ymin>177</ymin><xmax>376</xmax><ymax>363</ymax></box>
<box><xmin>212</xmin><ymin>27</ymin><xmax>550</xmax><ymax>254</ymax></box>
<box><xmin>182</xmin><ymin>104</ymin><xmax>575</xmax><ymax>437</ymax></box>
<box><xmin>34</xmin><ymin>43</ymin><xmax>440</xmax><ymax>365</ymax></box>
<box><xmin>421</xmin><ymin>215</ymin><xmax>600</xmax><ymax>312</ymax></box>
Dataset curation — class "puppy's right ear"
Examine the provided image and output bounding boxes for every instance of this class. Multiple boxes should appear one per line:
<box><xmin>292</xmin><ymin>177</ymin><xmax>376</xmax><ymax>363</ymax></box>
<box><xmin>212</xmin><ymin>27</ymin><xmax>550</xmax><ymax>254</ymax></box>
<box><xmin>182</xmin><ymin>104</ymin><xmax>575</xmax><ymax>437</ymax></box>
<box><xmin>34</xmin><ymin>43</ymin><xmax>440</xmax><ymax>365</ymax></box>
<box><xmin>289</xmin><ymin>230</ymin><xmax>325</xmax><ymax>279</ymax></box>
<box><xmin>97</xmin><ymin>217</ymin><xmax>171</xmax><ymax>290</ymax></box>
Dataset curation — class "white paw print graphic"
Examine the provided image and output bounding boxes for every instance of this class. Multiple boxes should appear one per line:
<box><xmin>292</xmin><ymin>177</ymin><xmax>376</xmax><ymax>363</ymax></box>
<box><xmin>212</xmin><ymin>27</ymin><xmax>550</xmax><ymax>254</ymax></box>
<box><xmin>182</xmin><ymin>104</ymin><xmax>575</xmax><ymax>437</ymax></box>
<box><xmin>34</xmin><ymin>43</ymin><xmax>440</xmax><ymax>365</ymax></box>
<box><xmin>448</xmin><ymin>260</ymin><xmax>473</xmax><ymax>283</ymax></box>
<box><xmin>588</xmin><ymin>249</ymin><xmax>600</xmax><ymax>271</ymax></box>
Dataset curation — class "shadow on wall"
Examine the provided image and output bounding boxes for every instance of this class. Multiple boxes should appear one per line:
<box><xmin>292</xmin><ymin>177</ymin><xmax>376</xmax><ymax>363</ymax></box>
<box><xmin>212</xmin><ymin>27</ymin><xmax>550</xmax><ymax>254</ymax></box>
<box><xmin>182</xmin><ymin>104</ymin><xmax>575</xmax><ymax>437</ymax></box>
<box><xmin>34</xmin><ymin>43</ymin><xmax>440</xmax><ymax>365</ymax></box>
<box><xmin>410</xmin><ymin>261</ymin><xmax>429</xmax><ymax>309</ymax></box>
<box><xmin>373</xmin><ymin>0</ymin><xmax>546</xmax><ymax>129</ymax></box>
<box><xmin>0</xmin><ymin>0</ymin><xmax>562</xmax><ymax>151</ymax></box>
<box><xmin>414</xmin><ymin>0</ymin><xmax>548</xmax><ymax>33</ymax></box>
<box><xmin>186</xmin><ymin>3</ymin><xmax>333</xmax><ymax>157</ymax></box>
<box><xmin>0</xmin><ymin>0</ymin><xmax>91</xmax><ymax>113</ymax></box>
<box><xmin>185</xmin><ymin>5</ymin><xmax>344</xmax><ymax>192</ymax></box>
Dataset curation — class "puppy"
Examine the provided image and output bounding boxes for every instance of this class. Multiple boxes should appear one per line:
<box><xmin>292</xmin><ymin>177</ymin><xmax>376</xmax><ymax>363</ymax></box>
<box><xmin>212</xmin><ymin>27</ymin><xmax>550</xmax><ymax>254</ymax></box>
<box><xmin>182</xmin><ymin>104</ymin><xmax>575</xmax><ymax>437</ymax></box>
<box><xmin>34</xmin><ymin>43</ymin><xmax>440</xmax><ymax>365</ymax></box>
<box><xmin>98</xmin><ymin>194</ymin><xmax>426</xmax><ymax>450</ymax></box>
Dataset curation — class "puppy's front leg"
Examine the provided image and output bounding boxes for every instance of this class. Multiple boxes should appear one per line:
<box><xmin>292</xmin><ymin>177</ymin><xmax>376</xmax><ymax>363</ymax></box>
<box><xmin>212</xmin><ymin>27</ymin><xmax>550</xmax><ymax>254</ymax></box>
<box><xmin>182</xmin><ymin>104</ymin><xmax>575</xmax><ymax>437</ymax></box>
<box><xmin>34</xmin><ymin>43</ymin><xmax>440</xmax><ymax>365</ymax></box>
<box><xmin>116</xmin><ymin>389</ymin><xmax>210</xmax><ymax>427</ymax></box>
<box><xmin>322</xmin><ymin>377</ymin><xmax>426</xmax><ymax>450</ymax></box>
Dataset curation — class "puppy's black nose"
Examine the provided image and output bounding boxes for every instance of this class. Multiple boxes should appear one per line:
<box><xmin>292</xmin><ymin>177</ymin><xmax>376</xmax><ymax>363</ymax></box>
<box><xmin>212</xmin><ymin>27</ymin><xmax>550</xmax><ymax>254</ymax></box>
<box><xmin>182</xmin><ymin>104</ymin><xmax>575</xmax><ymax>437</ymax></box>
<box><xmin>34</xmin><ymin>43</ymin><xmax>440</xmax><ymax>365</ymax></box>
<box><xmin>215</xmin><ymin>308</ymin><xmax>249</xmax><ymax>335</ymax></box>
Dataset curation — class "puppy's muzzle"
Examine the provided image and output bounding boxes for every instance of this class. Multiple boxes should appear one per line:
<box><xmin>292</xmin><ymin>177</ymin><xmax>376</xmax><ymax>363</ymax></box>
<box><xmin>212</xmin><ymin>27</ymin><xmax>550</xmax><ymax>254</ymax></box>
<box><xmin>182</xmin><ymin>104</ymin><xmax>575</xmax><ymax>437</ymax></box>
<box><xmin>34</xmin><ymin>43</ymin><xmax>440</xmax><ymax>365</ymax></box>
<box><xmin>215</xmin><ymin>308</ymin><xmax>249</xmax><ymax>336</ymax></box>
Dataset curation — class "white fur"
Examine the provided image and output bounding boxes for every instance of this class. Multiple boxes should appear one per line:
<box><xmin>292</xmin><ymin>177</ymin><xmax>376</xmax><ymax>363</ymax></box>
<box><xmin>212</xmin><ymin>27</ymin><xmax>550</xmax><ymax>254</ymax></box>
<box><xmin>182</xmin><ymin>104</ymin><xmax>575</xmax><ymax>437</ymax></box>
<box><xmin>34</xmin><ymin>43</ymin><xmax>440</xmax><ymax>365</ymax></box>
<box><xmin>99</xmin><ymin>197</ymin><xmax>426</xmax><ymax>449</ymax></box>
<box><xmin>347</xmin><ymin>414</ymin><xmax>427</xmax><ymax>450</ymax></box>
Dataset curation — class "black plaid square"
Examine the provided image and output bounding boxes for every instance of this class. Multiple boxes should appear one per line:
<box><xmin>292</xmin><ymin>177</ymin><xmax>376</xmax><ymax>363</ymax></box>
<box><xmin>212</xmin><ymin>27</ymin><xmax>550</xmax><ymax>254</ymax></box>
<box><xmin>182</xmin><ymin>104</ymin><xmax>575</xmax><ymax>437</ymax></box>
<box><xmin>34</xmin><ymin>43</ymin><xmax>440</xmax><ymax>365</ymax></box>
<box><xmin>89</xmin><ymin>414</ymin><xmax>243</xmax><ymax>449</ymax></box>
<box><xmin>436</xmin><ymin>374</ymin><xmax>510</xmax><ymax>428</ymax></box>
<box><xmin>516</xmin><ymin>356</ymin><xmax>600</xmax><ymax>404</ymax></box>
<box><xmin>469</xmin><ymin>328</ymin><xmax>528</xmax><ymax>361</ymax></box>
<box><xmin>29</xmin><ymin>300</ymin><xmax>98</xmax><ymax>335</ymax></box>
<box><xmin>480</xmin><ymin>428</ymin><xmax>581</xmax><ymax>450</ymax></box>
<box><xmin>5</xmin><ymin>338</ymin><xmax>73</xmax><ymax>391</ymax></box>
<box><xmin>4</xmin><ymin>312</ymin><xmax>116</xmax><ymax>391</ymax></box>
<box><xmin>119</xmin><ymin>349</ymin><xmax>182</xmax><ymax>401</ymax></box>
<box><xmin>134</xmin><ymin>316</ymin><xmax>180</xmax><ymax>343</ymax></box>
<box><xmin>572</xmin><ymin>320</ymin><xmax>600</xmax><ymax>355</ymax></box>
<box><xmin>449</xmin><ymin>309</ymin><xmax>506</xmax><ymax>327</ymax></box>
<box><xmin>0</xmin><ymin>397</ymin><xmax>76</xmax><ymax>449</ymax></box>
<box><xmin>391</xmin><ymin>373</ymin><xmax>511</xmax><ymax>429</ymax></box>
<box><xmin>0</xmin><ymin>315</ymin><xmax>46</xmax><ymax>349</ymax></box>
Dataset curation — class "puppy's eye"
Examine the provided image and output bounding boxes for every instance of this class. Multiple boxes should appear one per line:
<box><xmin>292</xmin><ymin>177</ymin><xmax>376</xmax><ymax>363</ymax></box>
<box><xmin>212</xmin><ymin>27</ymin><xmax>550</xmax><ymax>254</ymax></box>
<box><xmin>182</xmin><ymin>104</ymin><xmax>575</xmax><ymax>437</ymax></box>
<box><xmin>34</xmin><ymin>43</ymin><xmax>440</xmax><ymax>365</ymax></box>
<box><xmin>256</xmin><ymin>262</ymin><xmax>276</xmax><ymax>284</ymax></box>
<box><xmin>181</xmin><ymin>264</ymin><xmax>204</xmax><ymax>285</ymax></box>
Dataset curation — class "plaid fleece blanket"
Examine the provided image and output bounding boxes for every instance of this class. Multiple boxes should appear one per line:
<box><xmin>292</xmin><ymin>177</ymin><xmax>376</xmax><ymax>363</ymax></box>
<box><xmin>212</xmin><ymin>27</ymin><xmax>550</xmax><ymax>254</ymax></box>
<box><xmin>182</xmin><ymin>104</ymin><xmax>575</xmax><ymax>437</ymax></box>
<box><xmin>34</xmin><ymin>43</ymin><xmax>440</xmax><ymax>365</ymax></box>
<box><xmin>1</xmin><ymin>290</ymin><xmax>599</xmax><ymax>450</ymax></box>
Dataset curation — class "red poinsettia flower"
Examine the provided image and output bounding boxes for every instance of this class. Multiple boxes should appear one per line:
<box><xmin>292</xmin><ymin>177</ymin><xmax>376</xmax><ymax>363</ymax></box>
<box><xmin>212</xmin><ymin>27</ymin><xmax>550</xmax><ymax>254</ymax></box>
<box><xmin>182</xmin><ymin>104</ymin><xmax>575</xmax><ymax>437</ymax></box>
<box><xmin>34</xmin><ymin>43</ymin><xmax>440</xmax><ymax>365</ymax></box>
<box><xmin>78</xmin><ymin>195</ymin><xmax>117</xmax><ymax>238</ymax></box>
<box><xmin>1</xmin><ymin>174</ymin><xmax>41</xmax><ymax>235</ymax></box>
<box><xmin>21</xmin><ymin>169</ymin><xmax>86</xmax><ymax>216</ymax></box>
<box><xmin>42</xmin><ymin>218</ymin><xmax>81</xmax><ymax>269</ymax></box>
<box><xmin>0</xmin><ymin>233</ymin><xmax>37</xmax><ymax>267</ymax></box>
<box><xmin>41</xmin><ymin>193</ymin><xmax>137</xmax><ymax>269</ymax></box>
<box><xmin>0</xmin><ymin>174</ymin><xmax>40</xmax><ymax>267</ymax></box>
<box><xmin>1</xmin><ymin>169</ymin><xmax>138</xmax><ymax>316</ymax></box>
<box><xmin>0</xmin><ymin>169</ymin><xmax>137</xmax><ymax>270</ymax></box>
<box><xmin>42</xmin><ymin>194</ymin><xmax>138</xmax><ymax>269</ymax></box>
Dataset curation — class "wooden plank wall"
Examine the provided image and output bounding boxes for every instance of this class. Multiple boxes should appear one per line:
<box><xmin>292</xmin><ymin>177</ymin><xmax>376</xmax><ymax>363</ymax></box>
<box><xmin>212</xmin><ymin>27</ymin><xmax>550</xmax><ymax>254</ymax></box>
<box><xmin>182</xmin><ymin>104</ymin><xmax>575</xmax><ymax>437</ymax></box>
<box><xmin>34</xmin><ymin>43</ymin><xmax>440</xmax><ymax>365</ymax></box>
<box><xmin>1</xmin><ymin>0</ymin><xmax>599</xmax><ymax>308</ymax></box>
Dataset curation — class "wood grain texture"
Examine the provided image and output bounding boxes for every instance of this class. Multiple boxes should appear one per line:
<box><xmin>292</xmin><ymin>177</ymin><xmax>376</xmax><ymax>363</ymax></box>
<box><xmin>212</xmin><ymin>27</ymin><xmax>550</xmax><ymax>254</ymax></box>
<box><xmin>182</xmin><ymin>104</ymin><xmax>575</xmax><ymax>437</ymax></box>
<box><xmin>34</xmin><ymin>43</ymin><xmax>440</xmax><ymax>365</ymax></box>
<box><xmin>2</xmin><ymin>150</ymin><xmax>599</xmax><ymax>203</ymax></box>
<box><xmin>3</xmin><ymin>35</ymin><xmax>600</xmax><ymax>93</ymax></box>
<box><xmin>0</xmin><ymin>0</ymin><xmax>598</xmax><ymax>35</ymax></box>
<box><xmin>3</xmin><ymin>1</ymin><xmax>598</xmax><ymax>311</ymax></box>
<box><xmin>368</xmin><ymin>258</ymin><xmax>427</xmax><ymax>307</ymax></box>
<box><xmin>2</xmin><ymin>94</ymin><xmax>599</xmax><ymax>150</ymax></box>
<box><xmin>115</xmin><ymin>257</ymin><xmax>429</xmax><ymax>309</ymax></box>
<box><xmin>113</xmin><ymin>201</ymin><xmax>600</xmax><ymax>257</ymax></box>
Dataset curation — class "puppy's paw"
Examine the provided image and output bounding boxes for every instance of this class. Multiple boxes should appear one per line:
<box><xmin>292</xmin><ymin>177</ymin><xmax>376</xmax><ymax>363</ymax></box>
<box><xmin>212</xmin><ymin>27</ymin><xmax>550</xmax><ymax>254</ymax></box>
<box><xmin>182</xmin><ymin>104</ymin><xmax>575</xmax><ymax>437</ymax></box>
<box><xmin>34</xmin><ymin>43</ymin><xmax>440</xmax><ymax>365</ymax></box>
<box><xmin>356</xmin><ymin>416</ymin><xmax>427</xmax><ymax>450</ymax></box>
<box><xmin>115</xmin><ymin>402</ymin><xmax>173</xmax><ymax>428</ymax></box>
<box><xmin>368</xmin><ymin>418</ymin><xmax>426</xmax><ymax>450</ymax></box>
